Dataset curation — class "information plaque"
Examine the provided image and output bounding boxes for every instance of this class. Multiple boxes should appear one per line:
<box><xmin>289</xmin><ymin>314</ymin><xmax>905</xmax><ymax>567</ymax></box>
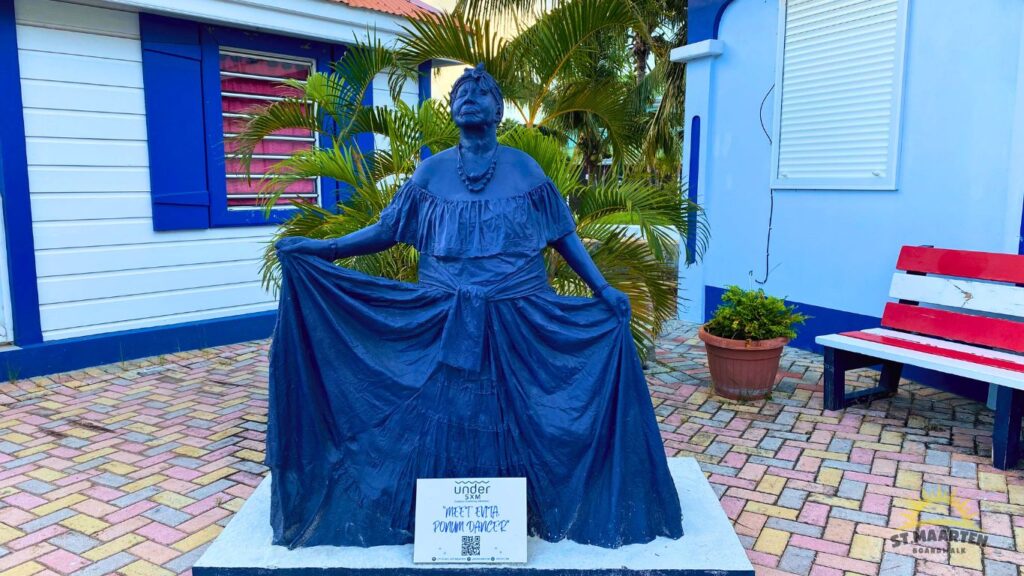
<box><xmin>413</xmin><ymin>477</ymin><xmax>527</xmax><ymax>564</ymax></box>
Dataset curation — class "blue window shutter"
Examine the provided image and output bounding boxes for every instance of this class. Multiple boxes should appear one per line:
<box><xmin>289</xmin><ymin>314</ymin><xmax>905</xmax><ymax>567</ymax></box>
<box><xmin>140</xmin><ymin>14</ymin><xmax>210</xmax><ymax>230</ymax></box>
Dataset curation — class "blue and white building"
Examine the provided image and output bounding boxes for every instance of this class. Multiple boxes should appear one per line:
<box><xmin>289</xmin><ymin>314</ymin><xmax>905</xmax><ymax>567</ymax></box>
<box><xmin>674</xmin><ymin>0</ymin><xmax>1024</xmax><ymax>398</ymax></box>
<box><xmin>0</xmin><ymin>0</ymin><xmax>434</xmax><ymax>377</ymax></box>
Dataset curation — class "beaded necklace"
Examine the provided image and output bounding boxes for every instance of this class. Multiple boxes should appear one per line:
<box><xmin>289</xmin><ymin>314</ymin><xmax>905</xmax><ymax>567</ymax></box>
<box><xmin>457</xmin><ymin>143</ymin><xmax>498</xmax><ymax>193</ymax></box>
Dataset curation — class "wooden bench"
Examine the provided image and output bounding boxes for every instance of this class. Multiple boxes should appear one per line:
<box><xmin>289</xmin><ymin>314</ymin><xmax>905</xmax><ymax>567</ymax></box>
<box><xmin>816</xmin><ymin>246</ymin><xmax>1024</xmax><ymax>470</ymax></box>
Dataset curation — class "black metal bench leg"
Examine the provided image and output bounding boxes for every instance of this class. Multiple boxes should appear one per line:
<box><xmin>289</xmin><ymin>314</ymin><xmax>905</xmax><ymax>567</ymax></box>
<box><xmin>823</xmin><ymin>348</ymin><xmax>846</xmax><ymax>411</ymax></box>
<box><xmin>993</xmin><ymin>386</ymin><xmax>1023</xmax><ymax>470</ymax></box>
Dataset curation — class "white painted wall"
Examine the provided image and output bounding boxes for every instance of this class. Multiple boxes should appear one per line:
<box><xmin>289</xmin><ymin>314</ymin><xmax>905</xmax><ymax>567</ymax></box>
<box><xmin>16</xmin><ymin>0</ymin><xmax>276</xmax><ymax>341</ymax></box>
<box><xmin>690</xmin><ymin>0</ymin><xmax>1024</xmax><ymax>320</ymax></box>
<box><xmin>15</xmin><ymin>0</ymin><xmax>420</xmax><ymax>342</ymax></box>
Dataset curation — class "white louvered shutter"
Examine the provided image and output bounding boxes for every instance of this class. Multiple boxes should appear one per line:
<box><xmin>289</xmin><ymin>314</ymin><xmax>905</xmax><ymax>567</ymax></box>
<box><xmin>772</xmin><ymin>0</ymin><xmax>909</xmax><ymax>190</ymax></box>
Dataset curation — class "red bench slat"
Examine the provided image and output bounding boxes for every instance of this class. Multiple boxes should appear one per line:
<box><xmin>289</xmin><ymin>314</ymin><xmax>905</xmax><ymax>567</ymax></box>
<box><xmin>841</xmin><ymin>331</ymin><xmax>1024</xmax><ymax>374</ymax></box>
<box><xmin>881</xmin><ymin>302</ymin><xmax>1024</xmax><ymax>354</ymax></box>
<box><xmin>897</xmin><ymin>246</ymin><xmax>1024</xmax><ymax>284</ymax></box>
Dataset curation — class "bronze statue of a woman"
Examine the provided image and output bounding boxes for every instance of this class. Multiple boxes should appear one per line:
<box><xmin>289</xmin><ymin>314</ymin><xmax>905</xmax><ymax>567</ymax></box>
<box><xmin>268</xmin><ymin>64</ymin><xmax>683</xmax><ymax>549</ymax></box>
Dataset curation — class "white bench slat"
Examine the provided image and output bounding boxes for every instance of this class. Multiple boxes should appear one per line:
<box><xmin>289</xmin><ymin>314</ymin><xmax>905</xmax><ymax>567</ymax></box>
<box><xmin>815</xmin><ymin>333</ymin><xmax>1024</xmax><ymax>390</ymax></box>
<box><xmin>864</xmin><ymin>328</ymin><xmax>1024</xmax><ymax>367</ymax></box>
<box><xmin>889</xmin><ymin>273</ymin><xmax>1024</xmax><ymax>319</ymax></box>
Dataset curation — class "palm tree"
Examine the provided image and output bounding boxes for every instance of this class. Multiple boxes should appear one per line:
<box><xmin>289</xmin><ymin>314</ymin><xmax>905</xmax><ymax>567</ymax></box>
<box><xmin>445</xmin><ymin>0</ymin><xmax>689</xmax><ymax>171</ymax></box>
<box><xmin>232</xmin><ymin>45</ymin><xmax>705</xmax><ymax>358</ymax></box>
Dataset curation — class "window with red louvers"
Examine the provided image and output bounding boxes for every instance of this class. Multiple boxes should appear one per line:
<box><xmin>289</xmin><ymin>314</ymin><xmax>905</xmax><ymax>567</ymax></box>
<box><xmin>220</xmin><ymin>49</ymin><xmax>318</xmax><ymax>210</ymax></box>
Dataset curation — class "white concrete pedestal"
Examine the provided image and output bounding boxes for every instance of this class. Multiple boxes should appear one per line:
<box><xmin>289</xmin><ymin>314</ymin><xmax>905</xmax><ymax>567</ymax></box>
<box><xmin>193</xmin><ymin>458</ymin><xmax>753</xmax><ymax>576</ymax></box>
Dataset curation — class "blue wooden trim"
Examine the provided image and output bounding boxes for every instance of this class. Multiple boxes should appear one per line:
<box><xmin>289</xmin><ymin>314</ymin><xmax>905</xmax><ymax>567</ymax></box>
<box><xmin>201</xmin><ymin>24</ymin><xmax>334</xmax><ymax>227</ymax></box>
<box><xmin>140</xmin><ymin>14</ymin><xmax>212</xmax><ymax>231</ymax></box>
<box><xmin>685</xmin><ymin>116</ymin><xmax>700</xmax><ymax>265</ymax></box>
<box><xmin>704</xmin><ymin>285</ymin><xmax>989</xmax><ymax>403</ymax></box>
<box><xmin>0</xmin><ymin>311</ymin><xmax>276</xmax><ymax>380</ymax></box>
<box><xmin>0</xmin><ymin>0</ymin><xmax>43</xmax><ymax>345</ymax></box>
<box><xmin>688</xmin><ymin>0</ymin><xmax>738</xmax><ymax>43</ymax></box>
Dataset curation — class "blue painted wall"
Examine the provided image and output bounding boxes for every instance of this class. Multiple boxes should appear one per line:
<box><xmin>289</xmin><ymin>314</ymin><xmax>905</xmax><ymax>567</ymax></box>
<box><xmin>698</xmin><ymin>0</ymin><xmax>1024</xmax><ymax>323</ymax></box>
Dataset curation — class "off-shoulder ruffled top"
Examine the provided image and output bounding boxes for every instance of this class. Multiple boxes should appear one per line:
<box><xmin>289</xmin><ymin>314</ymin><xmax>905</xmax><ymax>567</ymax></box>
<box><xmin>376</xmin><ymin>177</ymin><xmax>577</xmax><ymax>257</ymax></box>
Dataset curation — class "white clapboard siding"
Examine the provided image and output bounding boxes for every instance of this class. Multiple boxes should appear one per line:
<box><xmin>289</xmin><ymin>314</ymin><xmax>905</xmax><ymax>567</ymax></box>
<box><xmin>15</xmin><ymin>0</ymin><xmax>140</xmax><ymax>38</ymax></box>
<box><xmin>25</xmin><ymin>138</ymin><xmax>149</xmax><ymax>167</ymax></box>
<box><xmin>28</xmin><ymin>167</ymin><xmax>150</xmax><ymax>193</ymax></box>
<box><xmin>37</xmin><ymin>260</ymin><xmax>265</xmax><ymax>304</ymax></box>
<box><xmin>18</xmin><ymin>51</ymin><xmax>144</xmax><ymax>87</ymax></box>
<box><xmin>15</xmin><ymin>0</ymin><xmax>279</xmax><ymax>341</ymax></box>
<box><xmin>31</xmin><ymin>193</ymin><xmax>152</xmax><ymax>222</ymax></box>
<box><xmin>889</xmin><ymin>274</ymin><xmax>1024</xmax><ymax>319</ymax></box>
<box><xmin>36</xmin><ymin>238</ymin><xmax>270</xmax><ymax>278</ymax></box>
<box><xmin>771</xmin><ymin>0</ymin><xmax>908</xmax><ymax>190</ymax></box>
<box><xmin>40</xmin><ymin>283</ymin><xmax>272</xmax><ymax>331</ymax></box>
<box><xmin>44</xmin><ymin>303</ymin><xmax>277</xmax><ymax>342</ymax></box>
<box><xmin>23</xmin><ymin>109</ymin><xmax>147</xmax><ymax>141</ymax></box>
<box><xmin>20</xmin><ymin>80</ymin><xmax>146</xmax><ymax>115</ymax></box>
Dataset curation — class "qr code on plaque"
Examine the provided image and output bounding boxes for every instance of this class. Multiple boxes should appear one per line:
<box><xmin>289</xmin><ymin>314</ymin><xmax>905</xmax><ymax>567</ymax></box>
<box><xmin>461</xmin><ymin>535</ymin><xmax>481</xmax><ymax>556</ymax></box>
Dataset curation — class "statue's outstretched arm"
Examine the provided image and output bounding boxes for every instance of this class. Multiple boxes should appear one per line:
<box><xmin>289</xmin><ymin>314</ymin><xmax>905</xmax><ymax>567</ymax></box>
<box><xmin>275</xmin><ymin>223</ymin><xmax>397</xmax><ymax>260</ymax></box>
<box><xmin>551</xmin><ymin>232</ymin><xmax>632</xmax><ymax>320</ymax></box>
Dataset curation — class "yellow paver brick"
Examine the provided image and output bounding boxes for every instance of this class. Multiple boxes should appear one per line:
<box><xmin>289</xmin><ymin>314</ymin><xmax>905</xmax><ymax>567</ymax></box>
<box><xmin>119</xmin><ymin>560</ymin><xmax>175</xmax><ymax>576</ymax></box>
<box><xmin>125</xmin><ymin>423</ymin><xmax>159</xmax><ymax>434</ymax></box>
<box><xmin>744</xmin><ymin>502</ymin><xmax>799</xmax><ymax>521</ymax></box>
<box><xmin>754</xmin><ymin>527</ymin><xmax>789</xmax><ymax>556</ymax></box>
<box><xmin>2</xmin><ymin>432</ymin><xmax>33</xmax><ymax>443</ymax></box>
<box><xmin>803</xmin><ymin>450</ymin><xmax>849</xmax><ymax>461</ymax></box>
<box><xmin>35</xmin><ymin>401</ymin><xmax>63</xmax><ymax>410</ymax></box>
<box><xmin>32</xmin><ymin>494</ymin><xmax>87</xmax><ymax>516</ymax></box>
<box><xmin>191</xmin><ymin>411</ymin><xmax>220</xmax><ymax>420</ymax></box>
<box><xmin>860</xmin><ymin>422</ymin><xmax>882</xmax><ymax>436</ymax></box>
<box><xmin>893</xmin><ymin>497</ymin><xmax>948</xmax><ymax>515</ymax></box>
<box><xmin>26</xmin><ymin>467</ymin><xmax>65</xmax><ymax>482</ymax></box>
<box><xmin>120</xmin><ymin>475</ymin><xmax>167</xmax><ymax>493</ymax></box>
<box><xmin>895</xmin><ymin>470</ymin><xmax>922</xmax><ymax>491</ymax></box>
<box><xmin>235</xmin><ymin>449</ymin><xmax>264</xmax><ymax>462</ymax></box>
<box><xmin>817</xmin><ymin>467</ymin><xmax>843</xmax><ymax>487</ymax></box>
<box><xmin>979</xmin><ymin>472</ymin><xmax>1008</xmax><ymax>493</ymax></box>
<box><xmin>173</xmin><ymin>525</ymin><xmax>223</xmax><ymax>552</ymax></box>
<box><xmin>83</xmin><ymin>534</ymin><xmax>146</xmax><ymax>561</ymax></box>
<box><xmin>62</xmin><ymin>427</ymin><xmax>98</xmax><ymax>439</ymax></box>
<box><xmin>91</xmin><ymin>397</ymin><xmax>119</xmax><ymax>406</ymax></box>
<box><xmin>59</xmin><ymin>514</ymin><xmax>110</xmax><ymax>535</ymax></box>
<box><xmin>16</xmin><ymin>443</ymin><xmax>57</xmax><ymax>458</ymax></box>
<box><xmin>757</xmin><ymin>475</ymin><xmax>786</xmax><ymax>496</ymax></box>
<box><xmin>209</xmin><ymin>427</ymin><xmax>243</xmax><ymax>442</ymax></box>
<box><xmin>102</xmin><ymin>412</ymin><xmax>137</xmax><ymax>425</ymax></box>
<box><xmin>0</xmin><ymin>523</ymin><xmax>25</xmax><ymax>544</ymax></box>
<box><xmin>4</xmin><ymin>561</ymin><xmax>45</xmax><ymax>576</ymax></box>
<box><xmin>173</xmin><ymin>445</ymin><xmax>206</xmax><ymax>458</ymax></box>
<box><xmin>223</xmin><ymin>497</ymin><xmax>246</xmax><ymax>512</ymax></box>
<box><xmin>808</xmin><ymin>494</ymin><xmax>862</xmax><ymax>510</ymax></box>
<box><xmin>951</xmin><ymin>543</ymin><xmax>983</xmax><ymax>570</ymax></box>
<box><xmin>850</xmin><ymin>534</ymin><xmax>883</xmax><ymax>562</ymax></box>
<box><xmin>194</xmin><ymin>468</ymin><xmax>235</xmax><ymax>486</ymax></box>
<box><xmin>1009</xmin><ymin>484</ymin><xmax>1024</xmax><ymax>505</ymax></box>
<box><xmin>880</xmin><ymin>431</ymin><xmax>903</xmax><ymax>445</ymax></box>
<box><xmin>99</xmin><ymin>461</ymin><xmax>137</xmax><ymax>475</ymax></box>
<box><xmin>72</xmin><ymin>447</ymin><xmax>117</xmax><ymax>463</ymax></box>
<box><xmin>1014</xmin><ymin>526</ymin><xmax>1024</xmax><ymax>551</ymax></box>
<box><xmin>153</xmin><ymin>491</ymin><xmax>196</xmax><ymax>509</ymax></box>
<box><xmin>243</xmin><ymin>414</ymin><xmax>267</xmax><ymax>423</ymax></box>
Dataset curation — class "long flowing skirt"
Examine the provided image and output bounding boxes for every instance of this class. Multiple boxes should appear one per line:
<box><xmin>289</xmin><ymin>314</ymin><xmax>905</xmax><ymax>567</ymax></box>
<box><xmin>267</xmin><ymin>252</ymin><xmax>683</xmax><ymax>548</ymax></box>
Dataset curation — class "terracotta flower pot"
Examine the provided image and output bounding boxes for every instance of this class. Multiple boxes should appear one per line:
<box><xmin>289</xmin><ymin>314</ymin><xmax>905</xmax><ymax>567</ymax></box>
<box><xmin>697</xmin><ymin>326</ymin><xmax>789</xmax><ymax>401</ymax></box>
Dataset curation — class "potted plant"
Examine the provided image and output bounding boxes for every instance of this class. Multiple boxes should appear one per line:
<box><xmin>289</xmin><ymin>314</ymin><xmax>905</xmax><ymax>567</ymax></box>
<box><xmin>698</xmin><ymin>286</ymin><xmax>808</xmax><ymax>401</ymax></box>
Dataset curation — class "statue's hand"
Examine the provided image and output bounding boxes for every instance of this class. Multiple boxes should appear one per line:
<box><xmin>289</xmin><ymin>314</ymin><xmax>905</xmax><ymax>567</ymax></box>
<box><xmin>597</xmin><ymin>284</ymin><xmax>631</xmax><ymax>321</ymax></box>
<box><xmin>275</xmin><ymin>237</ymin><xmax>334</xmax><ymax>259</ymax></box>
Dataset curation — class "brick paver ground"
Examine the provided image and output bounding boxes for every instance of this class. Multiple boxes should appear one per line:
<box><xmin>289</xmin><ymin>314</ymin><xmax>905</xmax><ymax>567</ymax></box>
<box><xmin>0</xmin><ymin>321</ymin><xmax>1021</xmax><ymax>575</ymax></box>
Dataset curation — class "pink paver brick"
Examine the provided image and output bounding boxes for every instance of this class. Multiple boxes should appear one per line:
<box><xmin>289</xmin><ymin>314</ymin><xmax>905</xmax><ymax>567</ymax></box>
<box><xmin>37</xmin><ymin>548</ymin><xmax>89</xmax><ymax>573</ymax></box>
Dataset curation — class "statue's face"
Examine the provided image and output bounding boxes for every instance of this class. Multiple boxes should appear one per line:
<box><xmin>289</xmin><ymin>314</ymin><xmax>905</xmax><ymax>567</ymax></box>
<box><xmin>451</xmin><ymin>79</ymin><xmax>500</xmax><ymax>129</ymax></box>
